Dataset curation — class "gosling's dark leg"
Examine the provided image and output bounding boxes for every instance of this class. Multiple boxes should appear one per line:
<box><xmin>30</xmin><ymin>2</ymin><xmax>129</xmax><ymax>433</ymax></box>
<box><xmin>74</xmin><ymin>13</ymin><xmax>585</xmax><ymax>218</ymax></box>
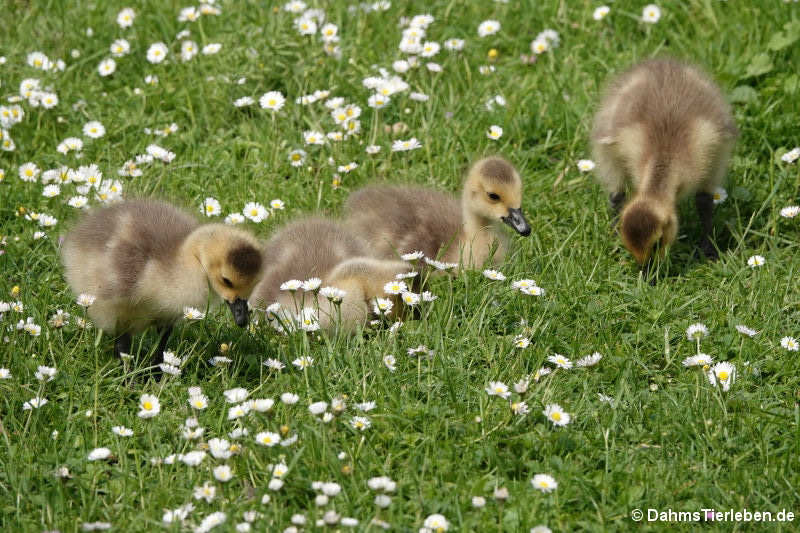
<box><xmin>695</xmin><ymin>191</ymin><xmax>718</xmax><ymax>261</ymax></box>
<box><xmin>114</xmin><ymin>333</ymin><xmax>132</xmax><ymax>361</ymax></box>
<box><xmin>148</xmin><ymin>326</ymin><xmax>173</xmax><ymax>380</ymax></box>
<box><xmin>609</xmin><ymin>191</ymin><xmax>626</xmax><ymax>225</ymax></box>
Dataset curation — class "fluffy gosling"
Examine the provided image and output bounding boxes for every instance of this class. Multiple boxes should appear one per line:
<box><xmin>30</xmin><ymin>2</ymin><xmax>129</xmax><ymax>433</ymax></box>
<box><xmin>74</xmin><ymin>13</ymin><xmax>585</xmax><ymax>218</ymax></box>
<box><xmin>344</xmin><ymin>156</ymin><xmax>530</xmax><ymax>268</ymax></box>
<box><xmin>250</xmin><ymin>217</ymin><xmax>410</xmax><ymax>332</ymax></box>
<box><xmin>591</xmin><ymin>57</ymin><xmax>738</xmax><ymax>266</ymax></box>
<box><xmin>61</xmin><ymin>199</ymin><xmax>263</xmax><ymax>366</ymax></box>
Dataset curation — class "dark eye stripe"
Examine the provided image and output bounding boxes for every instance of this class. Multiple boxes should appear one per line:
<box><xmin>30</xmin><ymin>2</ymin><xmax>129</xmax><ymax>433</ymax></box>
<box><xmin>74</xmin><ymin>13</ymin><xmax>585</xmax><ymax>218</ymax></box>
<box><xmin>488</xmin><ymin>192</ymin><xmax>500</xmax><ymax>200</ymax></box>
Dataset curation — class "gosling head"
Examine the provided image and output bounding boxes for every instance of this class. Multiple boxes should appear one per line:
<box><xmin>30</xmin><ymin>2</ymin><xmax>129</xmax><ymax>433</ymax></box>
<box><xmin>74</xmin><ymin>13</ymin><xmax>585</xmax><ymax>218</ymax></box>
<box><xmin>464</xmin><ymin>156</ymin><xmax>531</xmax><ymax>236</ymax></box>
<box><xmin>192</xmin><ymin>225</ymin><xmax>264</xmax><ymax>327</ymax></box>
<box><xmin>619</xmin><ymin>200</ymin><xmax>678</xmax><ymax>266</ymax></box>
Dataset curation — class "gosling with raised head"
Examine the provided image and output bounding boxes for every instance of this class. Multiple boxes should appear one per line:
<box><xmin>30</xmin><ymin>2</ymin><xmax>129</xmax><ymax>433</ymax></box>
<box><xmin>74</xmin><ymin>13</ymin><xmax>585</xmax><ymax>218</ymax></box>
<box><xmin>591</xmin><ymin>57</ymin><xmax>737</xmax><ymax>266</ymax></box>
<box><xmin>344</xmin><ymin>156</ymin><xmax>531</xmax><ymax>268</ymax></box>
<box><xmin>61</xmin><ymin>199</ymin><xmax>263</xmax><ymax>366</ymax></box>
<box><xmin>250</xmin><ymin>217</ymin><xmax>410</xmax><ymax>332</ymax></box>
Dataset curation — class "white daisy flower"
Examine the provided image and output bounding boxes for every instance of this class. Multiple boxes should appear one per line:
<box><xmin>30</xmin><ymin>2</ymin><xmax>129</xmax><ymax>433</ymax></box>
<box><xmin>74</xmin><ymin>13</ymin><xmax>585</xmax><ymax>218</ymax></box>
<box><xmin>547</xmin><ymin>354</ymin><xmax>573</xmax><ymax>369</ymax></box>
<box><xmin>391</xmin><ymin>138</ymin><xmax>422</xmax><ymax>151</ymax></box>
<box><xmin>543</xmin><ymin>403</ymin><xmax>571</xmax><ymax>426</ymax></box>
<box><xmin>146</xmin><ymin>42</ymin><xmax>168</xmax><ymax>64</ymax></box>
<box><xmin>514</xmin><ymin>335</ymin><xmax>531</xmax><ymax>349</ymax></box>
<box><xmin>288</xmin><ymin>149</ymin><xmax>307</xmax><ymax>166</ymax></box>
<box><xmin>712</xmin><ymin>187</ymin><xmax>728</xmax><ymax>204</ymax></box>
<box><xmin>682</xmin><ymin>353</ymin><xmax>713</xmax><ymax>367</ymax></box>
<box><xmin>781</xmin><ymin>147</ymin><xmax>800</xmax><ymax>163</ymax></box>
<box><xmin>302</xmin><ymin>278</ymin><xmax>322</xmax><ymax>291</ymax></box>
<box><xmin>593</xmin><ymin>6</ymin><xmax>611</xmax><ymax>20</ymax></box>
<box><xmin>242</xmin><ymin>202</ymin><xmax>269</xmax><ymax>223</ymax></box>
<box><xmin>255</xmin><ymin>431</ymin><xmax>281</xmax><ymax>447</ymax></box>
<box><xmin>293</xmin><ymin>356</ymin><xmax>314</xmax><ymax>369</ymax></box>
<box><xmin>707</xmin><ymin>361</ymin><xmax>735</xmax><ymax>391</ymax></box>
<box><xmin>202</xmin><ymin>43</ymin><xmax>222</xmax><ymax>55</ymax></box>
<box><xmin>225</xmin><ymin>213</ymin><xmax>245</xmax><ymax>225</ymax></box>
<box><xmin>138</xmin><ymin>394</ymin><xmax>160</xmax><ymax>418</ymax></box>
<box><xmin>531</xmin><ymin>474</ymin><xmax>557</xmax><ymax>493</ymax></box>
<box><xmin>423</xmin><ymin>514</ymin><xmax>449</xmax><ymax>531</ymax></box>
<box><xmin>781</xmin><ymin>336</ymin><xmax>798</xmax><ymax>351</ymax></box>
<box><xmin>112</xmin><ymin>426</ymin><xmax>133</xmax><ymax>437</ymax></box>
<box><xmin>747</xmin><ymin>255</ymin><xmax>765</xmax><ymax>267</ymax></box>
<box><xmin>76</xmin><ymin>293</ymin><xmax>96</xmax><ymax>307</ymax></box>
<box><xmin>642</xmin><ymin>4</ymin><xmax>662</xmax><ymax>23</ymax></box>
<box><xmin>477</xmin><ymin>20</ymin><xmax>500</xmax><ymax>37</ymax></box>
<box><xmin>88</xmin><ymin>447</ymin><xmax>112</xmax><ymax>461</ymax></box>
<box><xmin>201</xmin><ymin>197</ymin><xmax>222</xmax><ymax>217</ymax></box>
<box><xmin>577</xmin><ymin>159</ymin><xmax>595</xmax><ymax>172</ymax></box>
<box><xmin>280</xmin><ymin>279</ymin><xmax>303</xmax><ymax>291</ymax></box>
<box><xmin>383</xmin><ymin>280</ymin><xmax>408</xmax><ymax>295</ymax></box>
<box><xmin>686</xmin><ymin>323</ymin><xmax>708</xmax><ymax>341</ymax></box>
<box><xmin>487</xmin><ymin>125</ymin><xmax>503</xmax><ymax>140</ymax></box>
<box><xmin>576</xmin><ymin>352</ymin><xmax>602</xmax><ymax>367</ymax></box>
<box><xmin>83</xmin><ymin>121</ymin><xmax>106</xmax><ymax>139</ymax></box>
<box><xmin>260</xmin><ymin>91</ymin><xmax>286</xmax><ymax>111</ymax></box>
<box><xmin>350</xmin><ymin>416</ymin><xmax>371</xmax><ymax>431</ymax></box>
<box><xmin>116</xmin><ymin>8</ymin><xmax>135</xmax><ymax>28</ymax></box>
<box><xmin>735</xmin><ymin>325</ymin><xmax>758</xmax><ymax>337</ymax></box>
<box><xmin>444</xmin><ymin>38</ymin><xmax>465</xmax><ymax>51</ymax></box>
<box><xmin>531</xmin><ymin>39</ymin><xmax>549</xmax><ymax>55</ymax></box>
<box><xmin>779</xmin><ymin>206</ymin><xmax>799</xmax><ymax>218</ymax></box>
<box><xmin>486</xmin><ymin>381</ymin><xmax>511</xmax><ymax>399</ymax></box>
<box><xmin>304</xmin><ymin>130</ymin><xmax>325</xmax><ymax>145</ymax></box>
<box><xmin>110</xmin><ymin>39</ymin><xmax>130</xmax><ymax>57</ymax></box>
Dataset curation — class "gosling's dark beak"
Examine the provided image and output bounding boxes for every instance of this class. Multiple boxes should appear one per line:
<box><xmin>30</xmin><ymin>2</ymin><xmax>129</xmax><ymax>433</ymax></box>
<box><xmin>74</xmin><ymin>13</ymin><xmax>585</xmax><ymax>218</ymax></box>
<box><xmin>227</xmin><ymin>298</ymin><xmax>249</xmax><ymax>327</ymax></box>
<box><xmin>502</xmin><ymin>207</ymin><xmax>531</xmax><ymax>236</ymax></box>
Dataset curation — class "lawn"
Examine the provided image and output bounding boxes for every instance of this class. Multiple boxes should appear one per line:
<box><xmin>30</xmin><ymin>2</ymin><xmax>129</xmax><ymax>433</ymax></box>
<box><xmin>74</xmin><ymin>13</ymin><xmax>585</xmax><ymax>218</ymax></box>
<box><xmin>1</xmin><ymin>0</ymin><xmax>799</xmax><ymax>531</ymax></box>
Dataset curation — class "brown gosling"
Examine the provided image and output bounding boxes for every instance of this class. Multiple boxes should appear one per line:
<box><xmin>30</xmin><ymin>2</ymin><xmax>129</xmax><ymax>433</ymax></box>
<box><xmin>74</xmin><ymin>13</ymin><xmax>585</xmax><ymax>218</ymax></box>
<box><xmin>591</xmin><ymin>57</ymin><xmax>738</xmax><ymax>266</ymax></box>
<box><xmin>61</xmin><ymin>199</ymin><xmax>263</xmax><ymax>366</ymax></box>
<box><xmin>343</xmin><ymin>156</ymin><xmax>530</xmax><ymax>268</ymax></box>
<box><xmin>249</xmin><ymin>217</ymin><xmax>410</xmax><ymax>332</ymax></box>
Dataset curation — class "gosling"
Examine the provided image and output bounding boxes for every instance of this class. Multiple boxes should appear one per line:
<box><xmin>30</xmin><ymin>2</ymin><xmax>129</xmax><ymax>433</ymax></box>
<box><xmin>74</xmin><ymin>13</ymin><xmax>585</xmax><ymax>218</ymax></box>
<box><xmin>61</xmin><ymin>199</ymin><xmax>263</xmax><ymax>366</ymax></box>
<box><xmin>591</xmin><ymin>57</ymin><xmax>737</xmax><ymax>266</ymax></box>
<box><xmin>344</xmin><ymin>156</ymin><xmax>531</xmax><ymax>268</ymax></box>
<box><xmin>250</xmin><ymin>217</ymin><xmax>410</xmax><ymax>332</ymax></box>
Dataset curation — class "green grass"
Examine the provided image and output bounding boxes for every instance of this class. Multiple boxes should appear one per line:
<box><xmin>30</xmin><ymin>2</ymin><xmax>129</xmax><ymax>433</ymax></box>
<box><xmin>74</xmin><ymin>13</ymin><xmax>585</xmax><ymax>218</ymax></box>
<box><xmin>1</xmin><ymin>0</ymin><xmax>800</xmax><ymax>531</ymax></box>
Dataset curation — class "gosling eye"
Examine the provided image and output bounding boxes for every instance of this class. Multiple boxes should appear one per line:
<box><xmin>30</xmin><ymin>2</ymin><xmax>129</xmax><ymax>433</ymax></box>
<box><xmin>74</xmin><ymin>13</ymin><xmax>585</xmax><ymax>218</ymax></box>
<box><xmin>222</xmin><ymin>277</ymin><xmax>234</xmax><ymax>288</ymax></box>
<box><xmin>487</xmin><ymin>192</ymin><xmax>501</xmax><ymax>201</ymax></box>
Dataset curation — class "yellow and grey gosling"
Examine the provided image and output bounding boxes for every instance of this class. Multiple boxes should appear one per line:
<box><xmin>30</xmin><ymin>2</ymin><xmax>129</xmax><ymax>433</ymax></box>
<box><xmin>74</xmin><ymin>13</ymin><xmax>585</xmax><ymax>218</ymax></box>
<box><xmin>343</xmin><ymin>156</ymin><xmax>530</xmax><ymax>268</ymax></box>
<box><xmin>591</xmin><ymin>57</ymin><xmax>738</xmax><ymax>265</ymax></box>
<box><xmin>249</xmin><ymin>217</ymin><xmax>410</xmax><ymax>332</ymax></box>
<box><xmin>61</xmin><ymin>199</ymin><xmax>263</xmax><ymax>366</ymax></box>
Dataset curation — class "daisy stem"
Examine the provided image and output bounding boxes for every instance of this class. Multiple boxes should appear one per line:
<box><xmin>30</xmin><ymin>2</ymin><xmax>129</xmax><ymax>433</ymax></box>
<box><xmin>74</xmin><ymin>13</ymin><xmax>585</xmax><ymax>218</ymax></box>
<box><xmin>369</xmin><ymin>109</ymin><xmax>380</xmax><ymax>147</ymax></box>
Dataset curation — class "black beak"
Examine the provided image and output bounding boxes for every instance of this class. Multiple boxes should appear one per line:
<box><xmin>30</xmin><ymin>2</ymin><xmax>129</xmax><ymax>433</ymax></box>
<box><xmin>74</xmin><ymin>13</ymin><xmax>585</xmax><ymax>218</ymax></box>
<box><xmin>502</xmin><ymin>207</ymin><xmax>531</xmax><ymax>236</ymax></box>
<box><xmin>227</xmin><ymin>298</ymin><xmax>249</xmax><ymax>327</ymax></box>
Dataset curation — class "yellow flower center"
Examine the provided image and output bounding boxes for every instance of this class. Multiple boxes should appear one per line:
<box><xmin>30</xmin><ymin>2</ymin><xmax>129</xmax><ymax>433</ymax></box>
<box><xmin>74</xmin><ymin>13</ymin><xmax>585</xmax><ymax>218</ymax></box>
<box><xmin>718</xmin><ymin>371</ymin><xmax>729</xmax><ymax>381</ymax></box>
<box><xmin>143</xmin><ymin>401</ymin><xmax>152</xmax><ymax>410</ymax></box>
<box><xmin>551</xmin><ymin>412</ymin><xmax>561</xmax><ymax>421</ymax></box>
